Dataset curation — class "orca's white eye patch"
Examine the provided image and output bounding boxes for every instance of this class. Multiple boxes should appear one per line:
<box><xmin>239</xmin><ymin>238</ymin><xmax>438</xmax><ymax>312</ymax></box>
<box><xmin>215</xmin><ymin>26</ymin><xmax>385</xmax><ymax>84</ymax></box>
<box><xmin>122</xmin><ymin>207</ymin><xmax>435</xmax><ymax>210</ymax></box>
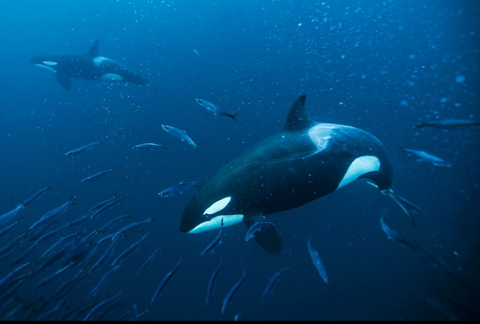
<box><xmin>337</xmin><ymin>156</ymin><xmax>381</xmax><ymax>189</ymax></box>
<box><xmin>42</xmin><ymin>61</ymin><xmax>58</xmax><ymax>66</ymax></box>
<box><xmin>203</xmin><ymin>197</ymin><xmax>231</xmax><ymax>216</ymax></box>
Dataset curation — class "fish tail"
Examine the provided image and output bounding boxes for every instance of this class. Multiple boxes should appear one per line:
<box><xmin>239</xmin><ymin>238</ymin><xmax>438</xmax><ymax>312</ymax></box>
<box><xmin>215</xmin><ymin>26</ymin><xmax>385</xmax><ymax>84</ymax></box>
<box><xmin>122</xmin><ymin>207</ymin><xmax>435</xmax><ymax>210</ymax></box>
<box><xmin>383</xmin><ymin>189</ymin><xmax>417</xmax><ymax>228</ymax></box>
<box><xmin>163</xmin><ymin>142</ymin><xmax>168</xmax><ymax>150</ymax></box>
<box><xmin>231</xmin><ymin>113</ymin><xmax>239</xmax><ymax>122</ymax></box>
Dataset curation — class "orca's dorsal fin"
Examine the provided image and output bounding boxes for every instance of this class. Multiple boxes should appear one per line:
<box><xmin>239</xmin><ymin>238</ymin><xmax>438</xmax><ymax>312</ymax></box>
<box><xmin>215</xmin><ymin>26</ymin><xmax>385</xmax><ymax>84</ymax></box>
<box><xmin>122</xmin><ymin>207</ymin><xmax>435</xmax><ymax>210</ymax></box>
<box><xmin>87</xmin><ymin>40</ymin><xmax>100</xmax><ymax>57</ymax></box>
<box><xmin>284</xmin><ymin>94</ymin><xmax>315</xmax><ymax>131</ymax></box>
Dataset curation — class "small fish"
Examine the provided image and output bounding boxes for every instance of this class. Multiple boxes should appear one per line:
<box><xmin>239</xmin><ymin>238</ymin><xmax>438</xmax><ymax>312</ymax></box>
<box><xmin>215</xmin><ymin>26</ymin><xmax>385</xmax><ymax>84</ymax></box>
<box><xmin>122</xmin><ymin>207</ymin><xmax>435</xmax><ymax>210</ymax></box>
<box><xmin>97</xmin><ymin>302</ymin><xmax>124</xmax><ymax>321</ymax></box>
<box><xmin>419</xmin><ymin>247</ymin><xmax>467</xmax><ymax>286</ymax></box>
<box><xmin>0</xmin><ymin>205</ymin><xmax>22</xmax><ymax>227</ymax></box>
<box><xmin>102</xmin><ymin>215</ymin><xmax>154</xmax><ymax>243</ymax></box>
<box><xmin>261</xmin><ymin>265</ymin><xmax>294</xmax><ymax>303</ymax></box>
<box><xmin>29</xmin><ymin>198</ymin><xmax>75</xmax><ymax>230</ymax></box>
<box><xmin>70</xmin><ymin>212</ymin><xmax>95</xmax><ymax>227</ymax></box>
<box><xmin>112</xmin><ymin>233</ymin><xmax>149</xmax><ymax>267</ymax></box>
<box><xmin>0</xmin><ymin>233</ymin><xmax>26</xmax><ymax>260</ymax></box>
<box><xmin>158</xmin><ymin>181</ymin><xmax>199</xmax><ymax>198</ymax></box>
<box><xmin>20</xmin><ymin>186</ymin><xmax>53</xmax><ymax>208</ymax></box>
<box><xmin>53</xmin><ymin>269</ymin><xmax>88</xmax><ymax>303</ymax></box>
<box><xmin>0</xmin><ymin>217</ymin><xmax>23</xmax><ymax>241</ymax></box>
<box><xmin>245</xmin><ymin>220</ymin><xmax>274</xmax><ymax>242</ymax></box>
<box><xmin>90</xmin><ymin>193</ymin><xmax>126</xmax><ymax>219</ymax></box>
<box><xmin>206</xmin><ymin>257</ymin><xmax>222</xmax><ymax>306</ymax></box>
<box><xmin>161</xmin><ymin>125</ymin><xmax>200</xmax><ymax>153</ymax></box>
<box><xmin>10</xmin><ymin>243</ymin><xmax>38</xmax><ymax>267</ymax></box>
<box><xmin>380</xmin><ymin>216</ymin><xmax>421</xmax><ymax>252</ymax></box>
<box><xmin>369</xmin><ymin>184</ymin><xmax>419</xmax><ymax>227</ymax></box>
<box><xmin>98</xmin><ymin>213</ymin><xmax>131</xmax><ymax>234</ymax></box>
<box><xmin>33</xmin><ymin>264</ymin><xmax>70</xmax><ymax>289</ymax></box>
<box><xmin>416</xmin><ymin>119</ymin><xmax>480</xmax><ymax>130</ymax></box>
<box><xmin>89</xmin><ymin>195</ymin><xmax>118</xmax><ymax>213</ymax></box>
<box><xmin>137</xmin><ymin>248</ymin><xmax>161</xmax><ymax>275</ymax></box>
<box><xmin>424</xmin><ymin>295</ymin><xmax>460</xmax><ymax>321</ymax></box>
<box><xmin>88</xmin><ymin>265</ymin><xmax>120</xmax><ymax>299</ymax></box>
<box><xmin>83</xmin><ymin>289</ymin><xmax>123</xmax><ymax>321</ymax></box>
<box><xmin>132</xmin><ymin>142</ymin><xmax>168</xmax><ymax>150</ymax></box>
<box><xmin>34</xmin><ymin>223</ymin><xmax>69</xmax><ymax>245</ymax></box>
<box><xmin>222</xmin><ymin>269</ymin><xmax>246</xmax><ymax>315</ymax></box>
<box><xmin>234</xmin><ymin>313</ymin><xmax>242</xmax><ymax>321</ymax></box>
<box><xmin>28</xmin><ymin>220</ymin><xmax>59</xmax><ymax>242</ymax></box>
<box><xmin>193</xmin><ymin>49</ymin><xmax>200</xmax><ymax>56</ymax></box>
<box><xmin>0</xmin><ymin>262</ymin><xmax>31</xmax><ymax>291</ymax></box>
<box><xmin>195</xmin><ymin>99</ymin><xmax>239</xmax><ymax>122</ymax></box>
<box><xmin>81</xmin><ymin>168</ymin><xmax>118</xmax><ymax>183</ymax></box>
<box><xmin>201</xmin><ymin>219</ymin><xmax>223</xmax><ymax>257</ymax></box>
<box><xmin>90</xmin><ymin>236</ymin><xmax>120</xmax><ymax>274</ymax></box>
<box><xmin>151</xmin><ymin>255</ymin><xmax>183</xmax><ymax>304</ymax></box>
<box><xmin>399</xmin><ymin>146</ymin><xmax>452</xmax><ymax>167</ymax></box>
<box><xmin>42</xmin><ymin>232</ymin><xmax>82</xmax><ymax>259</ymax></box>
<box><xmin>65</xmin><ymin>141</ymin><xmax>100</xmax><ymax>156</ymax></box>
<box><xmin>307</xmin><ymin>237</ymin><xmax>329</xmax><ymax>284</ymax></box>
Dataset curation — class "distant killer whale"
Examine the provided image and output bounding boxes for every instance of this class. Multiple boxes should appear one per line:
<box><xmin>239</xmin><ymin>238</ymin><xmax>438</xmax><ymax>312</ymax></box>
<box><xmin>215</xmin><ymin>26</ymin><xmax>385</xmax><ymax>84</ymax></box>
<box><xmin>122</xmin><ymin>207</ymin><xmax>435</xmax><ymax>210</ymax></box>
<box><xmin>180</xmin><ymin>95</ymin><xmax>417</xmax><ymax>254</ymax></box>
<box><xmin>31</xmin><ymin>40</ymin><xmax>158</xmax><ymax>94</ymax></box>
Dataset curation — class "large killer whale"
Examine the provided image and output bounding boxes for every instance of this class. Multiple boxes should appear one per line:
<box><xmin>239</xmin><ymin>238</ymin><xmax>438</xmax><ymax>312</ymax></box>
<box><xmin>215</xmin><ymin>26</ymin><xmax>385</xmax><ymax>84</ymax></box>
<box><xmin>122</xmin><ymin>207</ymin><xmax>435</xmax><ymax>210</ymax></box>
<box><xmin>180</xmin><ymin>95</ymin><xmax>417</xmax><ymax>254</ymax></box>
<box><xmin>31</xmin><ymin>40</ymin><xmax>158</xmax><ymax>94</ymax></box>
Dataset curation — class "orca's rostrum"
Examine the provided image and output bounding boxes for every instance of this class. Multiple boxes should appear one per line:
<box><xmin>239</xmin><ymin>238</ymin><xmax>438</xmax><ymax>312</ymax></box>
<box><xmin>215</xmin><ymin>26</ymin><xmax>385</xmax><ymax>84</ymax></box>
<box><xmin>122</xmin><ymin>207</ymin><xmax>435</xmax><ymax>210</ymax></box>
<box><xmin>180</xmin><ymin>95</ymin><xmax>416</xmax><ymax>254</ymax></box>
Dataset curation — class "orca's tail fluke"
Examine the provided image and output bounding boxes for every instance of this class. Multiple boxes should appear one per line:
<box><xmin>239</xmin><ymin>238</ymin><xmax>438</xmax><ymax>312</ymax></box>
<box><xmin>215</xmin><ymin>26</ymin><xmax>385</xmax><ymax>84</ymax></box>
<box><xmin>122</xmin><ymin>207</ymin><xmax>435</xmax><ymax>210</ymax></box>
<box><xmin>244</xmin><ymin>216</ymin><xmax>282</xmax><ymax>255</ymax></box>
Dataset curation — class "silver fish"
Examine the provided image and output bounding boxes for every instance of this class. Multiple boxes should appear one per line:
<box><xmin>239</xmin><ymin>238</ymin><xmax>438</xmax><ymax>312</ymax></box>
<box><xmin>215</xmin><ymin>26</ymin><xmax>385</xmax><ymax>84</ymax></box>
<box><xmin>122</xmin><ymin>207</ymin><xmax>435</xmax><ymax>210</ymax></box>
<box><xmin>399</xmin><ymin>146</ymin><xmax>452</xmax><ymax>167</ymax></box>
<box><xmin>307</xmin><ymin>237</ymin><xmax>328</xmax><ymax>284</ymax></box>
<box><xmin>245</xmin><ymin>221</ymin><xmax>274</xmax><ymax>242</ymax></box>
<box><xmin>161</xmin><ymin>125</ymin><xmax>200</xmax><ymax>153</ymax></box>
<box><xmin>30</xmin><ymin>198</ymin><xmax>75</xmax><ymax>230</ymax></box>
<box><xmin>81</xmin><ymin>168</ymin><xmax>118</xmax><ymax>183</ymax></box>
<box><xmin>111</xmin><ymin>233</ymin><xmax>149</xmax><ymax>267</ymax></box>
<box><xmin>222</xmin><ymin>269</ymin><xmax>246</xmax><ymax>315</ymax></box>
<box><xmin>20</xmin><ymin>186</ymin><xmax>53</xmax><ymax>208</ymax></box>
<box><xmin>416</xmin><ymin>119</ymin><xmax>480</xmax><ymax>129</ymax></box>
<box><xmin>0</xmin><ymin>205</ymin><xmax>22</xmax><ymax>227</ymax></box>
<box><xmin>88</xmin><ymin>265</ymin><xmax>120</xmax><ymax>299</ymax></box>
<box><xmin>132</xmin><ymin>142</ymin><xmax>167</xmax><ymax>150</ymax></box>
<box><xmin>83</xmin><ymin>289</ymin><xmax>123</xmax><ymax>321</ymax></box>
<box><xmin>137</xmin><ymin>247</ymin><xmax>161</xmax><ymax>275</ymax></box>
<box><xmin>261</xmin><ymin>265</ymin><xmax>294</xmax><ymax>303</ymax></box>
<box><xmin>195</xmin><ymin>99</ymin><xmax>239</xmax><ymax>122</ymax></box>
<box><xmin>206</xmin><ymin>257</ymin><xmax>222</xmax><ymax>306</ymax></box>
<box><xmin>65</xmin><ymin>141</ymin><xmax>100</xmax><ymax>156</ymax></box>
<box><xmin>158</xmin><ymin>181</ymin><xmax>198</xmax><ymax>198</ymax></box>
<box><xmin>151</xmin><ymin>255</ymin><xmax>183</xmax><ymax>304</ymax></box>
<box><xmin>380</xmin><ymin>216</ymin><xmax>421</xmax><ymax>251</ymax></box>
<box><xmin>200</xmin><ymin>219</ymin><xmax>223</xmax><ymax>257</ymax></box>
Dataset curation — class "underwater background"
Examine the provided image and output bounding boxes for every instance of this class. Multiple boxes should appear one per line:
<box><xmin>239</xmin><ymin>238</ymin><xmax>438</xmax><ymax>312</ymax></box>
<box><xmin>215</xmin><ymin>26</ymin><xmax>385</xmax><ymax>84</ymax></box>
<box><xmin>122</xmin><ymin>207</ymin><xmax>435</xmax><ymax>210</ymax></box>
<box><xmin>0</xmin><ymin>0</ymin><xmax>479</xmax><ymax>320</ymax></box>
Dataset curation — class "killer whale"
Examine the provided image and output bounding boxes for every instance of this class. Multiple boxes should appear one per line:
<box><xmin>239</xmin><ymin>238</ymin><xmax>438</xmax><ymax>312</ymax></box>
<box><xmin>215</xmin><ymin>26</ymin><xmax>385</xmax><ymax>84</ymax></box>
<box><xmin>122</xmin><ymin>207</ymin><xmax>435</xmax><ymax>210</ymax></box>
<box><xmin>31</xmin><ymin>40</ymin><xmax>158</xmax><ymax>94</ymax></box>
<box><xmin>180</xmin><ymin>95</ymin><xmax>415</xmax><ymax>254</ymax></box>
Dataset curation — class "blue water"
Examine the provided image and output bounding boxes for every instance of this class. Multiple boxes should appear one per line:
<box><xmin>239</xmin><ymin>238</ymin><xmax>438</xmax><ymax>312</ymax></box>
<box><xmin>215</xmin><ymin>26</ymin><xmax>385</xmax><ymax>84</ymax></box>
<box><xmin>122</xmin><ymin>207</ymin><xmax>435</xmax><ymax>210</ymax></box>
<box><xmin>1</xmin><ymin>0</ymin><xmax>479</xmax><ymax>320</ymax></box>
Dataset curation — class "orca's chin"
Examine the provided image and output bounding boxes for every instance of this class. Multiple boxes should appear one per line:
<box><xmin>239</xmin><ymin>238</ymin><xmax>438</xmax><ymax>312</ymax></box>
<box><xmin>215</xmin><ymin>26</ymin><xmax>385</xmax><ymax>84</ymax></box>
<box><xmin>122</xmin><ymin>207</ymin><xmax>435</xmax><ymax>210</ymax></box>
<box><xmin>186</xmin><ymin>215</ymin><xmax>244</xmax><ymax>234</ymax></box>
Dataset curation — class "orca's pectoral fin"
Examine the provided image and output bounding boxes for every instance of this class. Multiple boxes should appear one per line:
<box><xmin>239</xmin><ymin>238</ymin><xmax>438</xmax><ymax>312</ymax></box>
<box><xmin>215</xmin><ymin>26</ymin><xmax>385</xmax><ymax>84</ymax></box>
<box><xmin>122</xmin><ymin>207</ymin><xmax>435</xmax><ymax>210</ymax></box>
<box><xmin>55</xmin><ymin>73</ymin><xmax>72</xmax><ymax>90</ymax></box>
<box><xmin>244</xmin><ymin>216</ymin><xmax>282</xmax><ymax>255</ymax></box>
